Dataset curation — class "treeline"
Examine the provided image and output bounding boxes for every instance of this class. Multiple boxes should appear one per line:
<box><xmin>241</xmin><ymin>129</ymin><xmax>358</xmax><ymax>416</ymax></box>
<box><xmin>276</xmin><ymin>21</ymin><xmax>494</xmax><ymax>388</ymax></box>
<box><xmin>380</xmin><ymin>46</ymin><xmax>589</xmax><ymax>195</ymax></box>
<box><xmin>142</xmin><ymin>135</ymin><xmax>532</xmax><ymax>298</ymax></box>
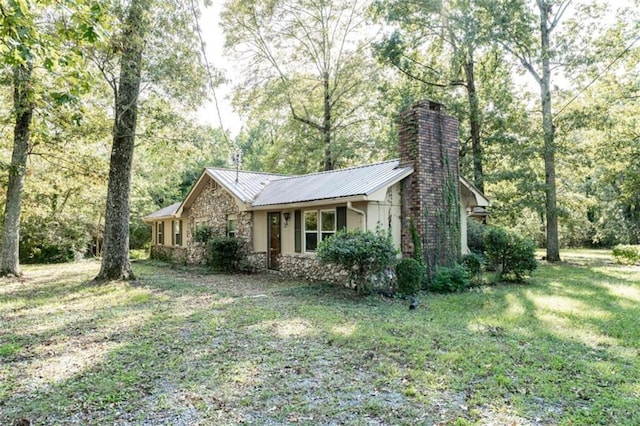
<box><xmin>1</xmin><ymin>0</ymin><xmax>638</xmax><ymax>266</ymax></box>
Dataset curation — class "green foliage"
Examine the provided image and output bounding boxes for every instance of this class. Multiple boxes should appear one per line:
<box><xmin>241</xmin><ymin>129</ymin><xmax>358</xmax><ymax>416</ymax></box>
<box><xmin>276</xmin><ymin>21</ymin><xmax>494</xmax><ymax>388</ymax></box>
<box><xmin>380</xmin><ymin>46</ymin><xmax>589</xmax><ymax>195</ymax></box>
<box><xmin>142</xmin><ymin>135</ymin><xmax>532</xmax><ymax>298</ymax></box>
<box><xmin>206</xmin><ymin>237</ymin><xmax>242</xmax><ymax>272</ymax></box>
<box><xmin>467</xmin><ymin>220</ymin><xmax>487</xmax><ymax>255</ymax></box>
<box><xmin>484</xmin><ymin>227</ymin><xmax>537</xmax><ymax>281</ymax></box>
<box><xmin>430</xmin><ymin>264</ymin><xmax>470</xmax><ymax>293</ymax></box>
<box><xmin>316</xmin><ymin>228</ymin><xmax>397</xmax><ymax>294</ymax></box>
<box><xmin>461</xmin><ymin>253</ymin><xmax>483</xmax><ymax>282</ymax></box>
<box><xmin>19</xmin><ymin>218</ymin><xmax>89</xmax><ymax>264</ymax></box>
<box><xmin>612</xmin><ymin>245</ymin><xmax>639</xmax><ymax>265</ymax></box>
<box><xmin>194</xmin><ymin>225</ymin><xmax>214</xmax><ymax>243</ymax></box>
<box><xmin>395</xmin><ymin>258</ymin><xmax>423</xmax><ymax>296</ymax></box>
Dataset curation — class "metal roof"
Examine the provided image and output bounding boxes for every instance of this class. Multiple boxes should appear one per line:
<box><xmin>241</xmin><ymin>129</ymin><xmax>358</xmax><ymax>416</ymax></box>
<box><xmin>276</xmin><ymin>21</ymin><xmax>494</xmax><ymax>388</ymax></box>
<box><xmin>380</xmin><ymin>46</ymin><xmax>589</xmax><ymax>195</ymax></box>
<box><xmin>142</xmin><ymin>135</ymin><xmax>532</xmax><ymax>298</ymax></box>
<box><xmin>205</xmin><ymin>168</ymin><xmax>288</xmax><ymax>203</ymax></box>
<box><xmin>252</xmin><ymin>160</ymin><xmax>413</xmax><ymax>207</ymax></box>
<box><xmin>144</xmin><ymin>201</ymin><xmax>181</xmax><ymax>221</ymax></box>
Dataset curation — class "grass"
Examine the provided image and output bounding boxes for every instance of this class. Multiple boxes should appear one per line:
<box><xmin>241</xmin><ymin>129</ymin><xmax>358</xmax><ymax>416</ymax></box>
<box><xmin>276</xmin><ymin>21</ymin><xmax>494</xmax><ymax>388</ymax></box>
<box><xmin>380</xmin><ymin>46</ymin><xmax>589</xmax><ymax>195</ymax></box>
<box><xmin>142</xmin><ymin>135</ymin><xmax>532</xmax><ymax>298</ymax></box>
<box><xmin>1</xmin><ymin>251</ymin><xmax>639</xmax><ymax>425</ymax></box>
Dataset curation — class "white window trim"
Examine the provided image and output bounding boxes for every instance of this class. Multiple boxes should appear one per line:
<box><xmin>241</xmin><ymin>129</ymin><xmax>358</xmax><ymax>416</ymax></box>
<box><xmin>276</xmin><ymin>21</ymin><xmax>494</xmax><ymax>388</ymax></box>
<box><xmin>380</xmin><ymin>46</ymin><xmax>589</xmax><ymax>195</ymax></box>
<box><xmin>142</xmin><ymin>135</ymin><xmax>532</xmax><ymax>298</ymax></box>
<box><xmin>303</xmin><ymin>209</ymin><xmax>336</xmax><ymax>253</ymax></box>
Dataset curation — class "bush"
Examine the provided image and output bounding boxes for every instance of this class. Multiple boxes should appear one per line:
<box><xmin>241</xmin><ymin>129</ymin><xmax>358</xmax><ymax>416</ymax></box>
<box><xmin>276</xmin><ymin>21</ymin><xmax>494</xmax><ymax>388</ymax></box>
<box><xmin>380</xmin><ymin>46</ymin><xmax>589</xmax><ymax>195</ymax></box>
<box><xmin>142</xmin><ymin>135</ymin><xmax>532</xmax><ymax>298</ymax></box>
<box><xmin>484</xmin><ymin>227</ymin><xmax>537</xmax><ymax>281</ymax></box>
<box><xmin>194</xmin><ymin>225</ymin><xmax>214</xmax><ymax>243</ymax></box>
<box><xmin>461</xmin><ymin>253</ymin><xmax>483</xmax><ymax>282</ymax></box>
<box><xmin>19</xmin><ymin>217</ymin><xmax>89</xmax><ymax>264</ymax></box>
<box><xmin>612</xmin><ymin>245</ymin><xmax>640</xmax><ymax>265</ymax></box>
<box><xmin>395</xmin><ymin>258</ymin><xmax>423</xmax><ymax>295</ymax></box>
<box><xmin>316</xmin><ymin>228</ymin><xmax>397</xmax><ymax>294</ymax></box>
<box><xmin>206</xmin><ymin>237</ymin><xmax>242</xmax><ymax>271</ymax></box>
<box><xmin>430</xmin><ymin>264</ymin><xmax>470</xmax><ymax>293</ymax></box>
<box><xmin>467</xmin><ymin>220</ymin><xmax>487</xmax><ymax>255</ymax></box>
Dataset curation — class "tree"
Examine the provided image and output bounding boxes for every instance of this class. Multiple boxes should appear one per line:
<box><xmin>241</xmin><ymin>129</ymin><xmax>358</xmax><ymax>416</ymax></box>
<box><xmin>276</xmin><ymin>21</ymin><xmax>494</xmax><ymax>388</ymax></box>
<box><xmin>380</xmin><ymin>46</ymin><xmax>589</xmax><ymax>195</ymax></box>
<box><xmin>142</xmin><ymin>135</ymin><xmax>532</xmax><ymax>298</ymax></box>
<box><xmin>487</xmin><ymin>0</ymin><xmax>575</xmax><ymax>261</ymax></box>
<box><xmin>372</xmin><ymin>0</ymin><xmax>497</xmax><ymax>191</ymax></box>
<box><xmin>222</xmin><ymin>0</ymin><xmax>384</xmax><ymax>172</ymax></box>
<box><xmin>0</xmin><ymin>0</ymin><xmax>104</xmax><ymax>276</ymax></box>
<box><xmin>95</xmin><ymin>0</ymin><xmax>150</xmax><ymax>281</ymax></box>
<box><xmin>0</xmin><ymin>63</ymin><xmax>33</xmax><ymax>276</ymax></box>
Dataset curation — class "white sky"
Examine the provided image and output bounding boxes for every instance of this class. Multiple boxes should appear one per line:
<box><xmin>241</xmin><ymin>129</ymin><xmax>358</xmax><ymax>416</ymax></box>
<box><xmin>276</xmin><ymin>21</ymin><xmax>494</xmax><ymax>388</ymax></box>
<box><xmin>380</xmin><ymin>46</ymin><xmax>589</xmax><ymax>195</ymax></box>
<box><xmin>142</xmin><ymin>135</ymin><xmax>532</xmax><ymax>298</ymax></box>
<box><xmin>195</xmin><ymin>2</ymin><xmax>243</xmax><ymax>136</ymax></box>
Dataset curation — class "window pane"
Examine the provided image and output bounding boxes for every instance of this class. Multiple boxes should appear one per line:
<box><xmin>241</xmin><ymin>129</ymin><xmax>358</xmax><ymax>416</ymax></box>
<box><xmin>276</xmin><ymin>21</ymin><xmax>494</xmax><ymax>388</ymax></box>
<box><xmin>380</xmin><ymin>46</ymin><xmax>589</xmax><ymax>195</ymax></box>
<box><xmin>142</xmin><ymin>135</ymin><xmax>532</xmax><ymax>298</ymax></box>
<box><xmin>305</xmin><ymin>233</ymin><xmax>318</xmax><ymax>251</ymax></box>
<box><xmin>321</xmin><ymin>232</ymin><xmax>334</xmax><ymax>241</ymax></box>
<box><xmin>305</xmin><ymin>211</ymin><xmax>318</xmax><ymax>231</ymax></box>
<box><xmin>321</xmin><ymin>211</ymin><xmax>335</xmax><ymax>232</ymax></box>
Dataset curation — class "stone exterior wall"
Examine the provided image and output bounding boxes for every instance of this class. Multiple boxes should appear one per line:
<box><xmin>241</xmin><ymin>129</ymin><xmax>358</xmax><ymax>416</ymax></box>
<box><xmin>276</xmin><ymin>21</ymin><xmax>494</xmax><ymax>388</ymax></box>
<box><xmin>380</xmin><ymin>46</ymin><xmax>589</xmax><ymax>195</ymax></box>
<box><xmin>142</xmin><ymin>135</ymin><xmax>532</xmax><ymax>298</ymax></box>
<box><xmin>185</xmin><ymin>179</ymin><xmax>253</xmax><ymax>264</ymax></box>
<box><xmin>150</xmin><ymin>245</ymin><xmax>188</xmax><ymax>264</ymax></box>
<box><xmin>398</xmin><ymin>100</ymin><xmax>461</xmax><ymax>278</ymax></box>
<box><xmin>279</xmin><ymin>254</ymin><xmax>350</xmax><ymax>286</ymax></box>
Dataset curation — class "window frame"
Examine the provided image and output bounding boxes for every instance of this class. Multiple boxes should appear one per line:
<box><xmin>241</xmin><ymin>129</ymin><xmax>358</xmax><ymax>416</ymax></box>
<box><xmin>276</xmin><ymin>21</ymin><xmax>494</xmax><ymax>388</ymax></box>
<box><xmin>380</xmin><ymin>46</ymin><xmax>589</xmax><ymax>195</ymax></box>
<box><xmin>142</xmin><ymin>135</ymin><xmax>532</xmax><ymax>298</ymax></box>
<box><xmin>303</xmin><ymin>208</ymin><xmax>336</xmax><ymax>253</ymax></box>
<box><xmin>157</xmin><ymin>221</ymin><xmax>164</xmax><ymax>245</ymax></box>
<box><xmin>173</xmin><ymin>220</ymin><xmax>182</xmax><ymax>246</ymax></box>
<box><xmin>227</xmin><ymin>215</ymin><xmax>237</xmax><ymax>238</ymax></box>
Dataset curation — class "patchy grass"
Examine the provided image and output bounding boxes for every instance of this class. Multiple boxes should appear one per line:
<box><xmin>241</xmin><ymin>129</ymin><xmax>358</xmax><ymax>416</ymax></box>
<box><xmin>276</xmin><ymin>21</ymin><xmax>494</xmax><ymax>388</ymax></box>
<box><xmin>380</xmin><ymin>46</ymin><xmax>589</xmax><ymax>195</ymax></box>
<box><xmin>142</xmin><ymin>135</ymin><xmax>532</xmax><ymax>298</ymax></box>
<box><xmin>1</xmin><ymin>251</ymin><xmax>639</xmax><ymax>425</ymax></box>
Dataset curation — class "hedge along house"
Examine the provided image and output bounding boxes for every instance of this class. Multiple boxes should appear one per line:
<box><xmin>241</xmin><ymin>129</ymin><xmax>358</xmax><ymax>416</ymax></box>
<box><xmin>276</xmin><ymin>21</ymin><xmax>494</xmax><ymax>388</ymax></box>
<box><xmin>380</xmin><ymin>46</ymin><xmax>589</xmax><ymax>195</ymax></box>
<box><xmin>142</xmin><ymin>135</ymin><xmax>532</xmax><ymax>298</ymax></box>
<box><xmin>144</xmin><ymin>100</ymin><xmax>489</xmax><ymax>282</ymax></box>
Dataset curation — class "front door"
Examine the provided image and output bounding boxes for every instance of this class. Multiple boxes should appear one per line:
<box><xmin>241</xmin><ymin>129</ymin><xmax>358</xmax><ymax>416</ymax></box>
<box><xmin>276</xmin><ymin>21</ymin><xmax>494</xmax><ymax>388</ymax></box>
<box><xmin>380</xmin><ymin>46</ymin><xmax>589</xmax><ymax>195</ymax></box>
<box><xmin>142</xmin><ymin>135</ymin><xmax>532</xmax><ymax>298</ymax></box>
<box><xmin>268</xmin><ymin>212</ymin><xmax>281</xmax><ymax>270</ymax></box>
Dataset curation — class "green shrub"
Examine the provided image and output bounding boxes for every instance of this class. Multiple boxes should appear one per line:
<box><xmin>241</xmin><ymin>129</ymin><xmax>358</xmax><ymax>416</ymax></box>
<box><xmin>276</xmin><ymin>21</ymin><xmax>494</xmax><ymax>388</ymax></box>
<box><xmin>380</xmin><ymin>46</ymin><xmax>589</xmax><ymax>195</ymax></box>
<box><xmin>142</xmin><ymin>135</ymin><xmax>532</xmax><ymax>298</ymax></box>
<box><xmin>612</xmin><ymin>245</ymin><xmax>640</xmax><ymax>265</ymax></box>
<box><xmin>194</xmin><ymin>225</ymin><xmax>214</xmax><ymax>243</ymax></box>
<box><xmin>467</xmin><ymin>220</ymin><xmax>487</xmax><ymax>255</ymax></box>
<box><xmin>484</xmin><ymin>227</ymin><xmax>537</xmax><ymax>281</ymax></box>
<box><xmin>461</xmin><ymin>253</ymin><xmax>483</xmax><ymax>282</ymax></box>
<box><xmin>395</xmin><ymin>258</ymin><xmax>423</xmax><ymax>295</ymax></box>
<box><xmin>316</xmin><ymin>228</ymin><xmax>397</xmax><ymax>294</ymax></box>
<box><xmin>19</xmin><ymin>217</ymin><xmax>89</xmax><ymax>264</ymax></box>
<box><xmin>430</xmin><ymin>264</ymin><xmax>470</xmax><ymax>293</ymax></box>
<box><xmin>206</xmin><ymin>237</ymin><xmax>242</xmax><ymax>271</ymax></box>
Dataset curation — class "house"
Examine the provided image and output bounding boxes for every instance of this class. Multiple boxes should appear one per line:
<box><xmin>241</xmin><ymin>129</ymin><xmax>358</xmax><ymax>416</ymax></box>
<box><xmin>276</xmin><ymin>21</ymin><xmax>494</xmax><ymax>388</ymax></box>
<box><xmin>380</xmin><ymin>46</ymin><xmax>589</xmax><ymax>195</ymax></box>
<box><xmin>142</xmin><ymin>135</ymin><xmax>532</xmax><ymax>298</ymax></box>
<box><xmin>144</xmin><ymin>100</ymin><xmax>490</xmax><ymax>283</ymax></box>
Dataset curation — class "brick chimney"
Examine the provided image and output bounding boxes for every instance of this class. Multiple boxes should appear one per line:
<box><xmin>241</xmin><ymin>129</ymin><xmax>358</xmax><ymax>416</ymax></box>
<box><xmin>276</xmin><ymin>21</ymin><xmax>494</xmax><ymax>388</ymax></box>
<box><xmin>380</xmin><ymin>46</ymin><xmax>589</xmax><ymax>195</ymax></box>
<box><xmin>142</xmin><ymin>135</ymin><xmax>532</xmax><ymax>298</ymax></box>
<box><xmin>398</xmin><ymin>100</ymin><xmax>461</xmax><ymax>279</ymax></box>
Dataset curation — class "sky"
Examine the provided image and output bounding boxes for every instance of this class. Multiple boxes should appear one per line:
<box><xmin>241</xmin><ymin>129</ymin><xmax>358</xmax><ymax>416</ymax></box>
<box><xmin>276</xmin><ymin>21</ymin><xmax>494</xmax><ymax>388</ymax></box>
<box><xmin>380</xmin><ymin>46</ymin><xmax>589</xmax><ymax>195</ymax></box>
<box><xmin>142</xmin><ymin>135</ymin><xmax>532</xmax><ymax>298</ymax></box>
<box><xmin>195</xmin><ymin>2</ymin><xmax>243</xmax><ymax>136</ymax></box>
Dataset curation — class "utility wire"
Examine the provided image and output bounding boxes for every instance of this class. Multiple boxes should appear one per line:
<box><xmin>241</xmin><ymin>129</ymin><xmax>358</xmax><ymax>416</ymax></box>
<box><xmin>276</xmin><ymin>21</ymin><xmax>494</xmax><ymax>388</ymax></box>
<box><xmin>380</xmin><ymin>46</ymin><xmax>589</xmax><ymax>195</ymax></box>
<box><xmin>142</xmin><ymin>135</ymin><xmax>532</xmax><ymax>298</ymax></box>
<box><xmin>554</xmin><ymin>33</ymin><xmax>640</xmax><ymax>118</ymax></box>
<box><xmin>189</xmin><ymin>0</ymin><xmax>234</xmax><ymax>150</ymax></box>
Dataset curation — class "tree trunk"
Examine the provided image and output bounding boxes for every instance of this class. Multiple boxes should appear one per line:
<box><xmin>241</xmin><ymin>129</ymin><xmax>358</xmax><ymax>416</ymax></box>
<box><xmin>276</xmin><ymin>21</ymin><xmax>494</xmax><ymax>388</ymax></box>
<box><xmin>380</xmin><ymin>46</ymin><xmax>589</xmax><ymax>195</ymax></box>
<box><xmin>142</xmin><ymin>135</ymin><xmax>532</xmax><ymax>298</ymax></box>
<box><xmin>95</xmin><ymin>0</ymin><xmax>149</xmax><ymax>281</ymax></box>
<box><xmin>464</xmin><ymin>53</ymin><xmax>484</xmax><ymax>191</ymax></box>
<box><xmin>322</xmin><ymin>72</ymin><xmax>333</xmax><ymax>171</ymax></box>
<box><xmin>539</xmin><ymin>1</ymin><xmax>561</xmax><ymax>262</ymax></box>
<box><xmin>0</xmin><ymin>63</ymin><xmax>34</xmax><ymax>277</ymax></box>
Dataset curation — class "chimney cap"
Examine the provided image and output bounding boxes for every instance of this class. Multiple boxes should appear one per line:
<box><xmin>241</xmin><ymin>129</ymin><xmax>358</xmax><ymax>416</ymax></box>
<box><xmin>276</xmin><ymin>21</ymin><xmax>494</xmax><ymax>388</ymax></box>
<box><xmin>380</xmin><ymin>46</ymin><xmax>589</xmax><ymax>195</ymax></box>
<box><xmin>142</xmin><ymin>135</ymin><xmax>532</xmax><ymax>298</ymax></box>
<box><xmin>412</xmin><ymin>99</ymin><xmax>446</xmax><ymax>112</ymax></box>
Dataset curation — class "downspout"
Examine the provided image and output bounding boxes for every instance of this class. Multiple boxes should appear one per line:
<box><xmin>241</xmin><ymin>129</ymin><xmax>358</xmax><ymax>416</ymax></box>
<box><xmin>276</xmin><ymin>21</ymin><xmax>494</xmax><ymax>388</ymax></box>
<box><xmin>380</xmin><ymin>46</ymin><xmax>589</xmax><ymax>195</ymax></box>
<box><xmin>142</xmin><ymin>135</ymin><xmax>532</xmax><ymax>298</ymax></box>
<box><xmin>347</xmin><ymin>202</ymin><xmax>366</xmax><ymax>230</ymax></box>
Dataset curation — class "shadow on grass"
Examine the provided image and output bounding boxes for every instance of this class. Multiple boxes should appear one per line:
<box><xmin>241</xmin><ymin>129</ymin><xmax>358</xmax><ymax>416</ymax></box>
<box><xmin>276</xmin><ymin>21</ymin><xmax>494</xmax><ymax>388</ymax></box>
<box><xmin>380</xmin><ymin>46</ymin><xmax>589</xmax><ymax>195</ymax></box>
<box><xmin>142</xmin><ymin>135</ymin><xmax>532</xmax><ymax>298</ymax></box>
<box><xmin>2</xmin><ymin>259</ymin><xmax>639</xmax><ymax>425</ymax></box>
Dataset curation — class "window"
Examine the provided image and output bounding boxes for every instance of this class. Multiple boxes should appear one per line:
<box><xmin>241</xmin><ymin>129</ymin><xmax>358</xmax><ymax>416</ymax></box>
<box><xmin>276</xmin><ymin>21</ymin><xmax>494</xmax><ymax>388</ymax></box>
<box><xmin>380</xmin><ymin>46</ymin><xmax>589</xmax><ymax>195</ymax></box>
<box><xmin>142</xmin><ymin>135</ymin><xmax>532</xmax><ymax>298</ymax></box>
<box><xmin>304</xmin><ymin>209</ymin><xmax>336</xmax><ymax>252</ymax></box>
<box><xmin>304</xmin><ymin>211</ymin><xmax>318</xmax><ymax>251</ymax></box>
<box><xmin>227</xmin><ymin>215</ymin><xmax>237</xmax><ymax>238</ymax></box>
<box><xmin>157</xmin><ymin>221</ymin><xmax>164</xmax><ymax>245</ymax></box>
<box><xmin>173</xmin><ymin>220</ymin><xmax>182</xmax><ymax>246</ymax></box>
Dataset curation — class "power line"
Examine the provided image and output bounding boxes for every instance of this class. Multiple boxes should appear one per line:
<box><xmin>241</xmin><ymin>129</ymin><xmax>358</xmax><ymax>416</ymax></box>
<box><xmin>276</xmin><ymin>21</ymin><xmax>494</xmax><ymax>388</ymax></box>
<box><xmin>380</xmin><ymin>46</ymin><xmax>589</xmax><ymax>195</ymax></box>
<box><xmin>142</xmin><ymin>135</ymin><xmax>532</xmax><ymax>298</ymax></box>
<box><xmin>189</xmin><ymin>0</ymin><xmax>235</xmax><ymax>150</ymax></box>
<box><xmin>554</xmin><ymin>33</ymin><xmax>640</xmax><ymax>118</ymax></box>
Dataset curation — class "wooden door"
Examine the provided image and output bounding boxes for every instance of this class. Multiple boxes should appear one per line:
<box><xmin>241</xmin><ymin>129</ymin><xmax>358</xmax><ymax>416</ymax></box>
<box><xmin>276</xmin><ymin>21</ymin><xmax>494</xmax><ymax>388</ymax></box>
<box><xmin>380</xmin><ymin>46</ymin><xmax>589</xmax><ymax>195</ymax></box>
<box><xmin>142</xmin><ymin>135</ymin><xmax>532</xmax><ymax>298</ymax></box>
<box><xmin>268</xmin><ymin>212</ymin><xmax>281</xmax><ymax>270</ymax></box>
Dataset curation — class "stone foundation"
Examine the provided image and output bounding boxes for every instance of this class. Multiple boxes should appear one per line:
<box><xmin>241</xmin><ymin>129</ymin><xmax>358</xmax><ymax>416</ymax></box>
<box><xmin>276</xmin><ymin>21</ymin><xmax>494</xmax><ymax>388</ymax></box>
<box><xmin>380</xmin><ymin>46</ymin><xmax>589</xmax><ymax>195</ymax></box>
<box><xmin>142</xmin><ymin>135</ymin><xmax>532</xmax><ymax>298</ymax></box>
<box><xmin>150</xmin><ymin>245</ymin><xmax>188</xmax><ymax>263</ymax></box>
<box><xmin>279</xmin><ymin>254</ymin><xmax>349</xmax><ymax>286</ymax></box>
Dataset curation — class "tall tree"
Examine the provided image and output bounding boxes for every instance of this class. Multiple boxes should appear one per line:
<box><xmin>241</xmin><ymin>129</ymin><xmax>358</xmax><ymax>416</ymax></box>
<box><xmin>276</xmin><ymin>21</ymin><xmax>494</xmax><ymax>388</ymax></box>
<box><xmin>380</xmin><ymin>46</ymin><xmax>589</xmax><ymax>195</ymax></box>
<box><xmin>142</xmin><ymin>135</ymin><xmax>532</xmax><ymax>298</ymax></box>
<box><xmin>95</xmin><ymin>0</ymin><xmax>150</xmax><ymax>281</ymax></box>
<box><xmin>488</xmin><ymin>0</ymin><xmax>576</xmax><ymax>261</ymax></box>
<box><xmin>372</xmin><ymin>0</ymin><xmax>494</xmax><ymax>191</ymax></box>
<box><xmin>222</xmin><ymin>0</ymin><xmax>383</xmax><ymax>172</ymax></box>
<box><xmin>0</xmin><ymin>0</ymin><xmax>104</xmax><ymax>276</ymax></box>
<box><xmin>0</xmin><ymin>62</ymin><xmax>33</xmax><ymax>276</ymax></box>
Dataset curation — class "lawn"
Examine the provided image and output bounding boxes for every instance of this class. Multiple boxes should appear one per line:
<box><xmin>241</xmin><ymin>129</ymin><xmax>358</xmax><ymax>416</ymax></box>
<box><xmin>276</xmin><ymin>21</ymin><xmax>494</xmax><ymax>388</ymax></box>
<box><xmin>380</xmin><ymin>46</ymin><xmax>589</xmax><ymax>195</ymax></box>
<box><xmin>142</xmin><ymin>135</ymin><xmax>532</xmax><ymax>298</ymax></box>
<box><xmin>1</xmin><ymin>251</ymin><xmax>639</xmax><ymax>425</ymax></box>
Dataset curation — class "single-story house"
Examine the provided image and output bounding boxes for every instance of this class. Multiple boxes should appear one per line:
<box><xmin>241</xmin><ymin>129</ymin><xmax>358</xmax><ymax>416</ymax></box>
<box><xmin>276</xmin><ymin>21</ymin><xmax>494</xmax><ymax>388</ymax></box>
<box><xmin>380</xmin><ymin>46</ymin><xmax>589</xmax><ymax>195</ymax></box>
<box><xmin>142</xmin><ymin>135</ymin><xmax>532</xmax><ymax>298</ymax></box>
<box><xmin>145</xmin><ymin>100</ymin><xmax>489</xmax><ymax>283</ymax></box>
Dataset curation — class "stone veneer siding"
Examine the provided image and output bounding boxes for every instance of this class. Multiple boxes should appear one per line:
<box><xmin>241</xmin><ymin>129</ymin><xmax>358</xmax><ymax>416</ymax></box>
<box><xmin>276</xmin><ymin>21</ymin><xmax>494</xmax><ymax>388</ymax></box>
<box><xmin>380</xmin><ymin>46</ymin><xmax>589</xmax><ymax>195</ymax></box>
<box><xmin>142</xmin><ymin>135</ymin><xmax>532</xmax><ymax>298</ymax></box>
<box><xmin>150</xmin><ymin>245</ymin><xmax>188</xmax><ymax>263</ymax></box>
<box><xmin>398</xmin><ymin>100</ymin><xmax>461</xmax><ymax>278</ymax></box>
<box><xmin>279</xmin><ymin>254</ymin><xmax>350</xmax><ymax>286</ymax></box>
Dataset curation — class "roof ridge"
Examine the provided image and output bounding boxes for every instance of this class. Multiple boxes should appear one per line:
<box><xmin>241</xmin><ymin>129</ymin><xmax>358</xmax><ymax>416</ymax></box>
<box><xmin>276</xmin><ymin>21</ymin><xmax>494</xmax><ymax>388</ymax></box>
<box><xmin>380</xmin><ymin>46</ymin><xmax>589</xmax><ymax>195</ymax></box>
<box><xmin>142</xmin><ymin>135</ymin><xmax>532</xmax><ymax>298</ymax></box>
<box><xmin>205</xmin><ymin>167</ymin><xmax>289</xmax><ymax>178</ymax></box>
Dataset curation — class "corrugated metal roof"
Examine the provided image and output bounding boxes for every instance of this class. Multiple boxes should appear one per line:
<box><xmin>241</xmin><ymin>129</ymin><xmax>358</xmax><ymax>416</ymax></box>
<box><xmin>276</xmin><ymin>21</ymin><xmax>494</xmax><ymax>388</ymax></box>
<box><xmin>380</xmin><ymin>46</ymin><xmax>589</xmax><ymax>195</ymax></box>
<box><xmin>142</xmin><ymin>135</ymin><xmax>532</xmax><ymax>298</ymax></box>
<box><xmin>205</xmin><ymin>168</ymin><xmax>288</xmax><ymax>203</ymax></box>
<box><xmin>144</xmin><ymin>201</ymin><xmax>181</xmax><ymax>221</ymax></box>
<box><xmin>252</xmin><ymin>160</ymin><xmax>413</xmax><ymax>207</ymax></box>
